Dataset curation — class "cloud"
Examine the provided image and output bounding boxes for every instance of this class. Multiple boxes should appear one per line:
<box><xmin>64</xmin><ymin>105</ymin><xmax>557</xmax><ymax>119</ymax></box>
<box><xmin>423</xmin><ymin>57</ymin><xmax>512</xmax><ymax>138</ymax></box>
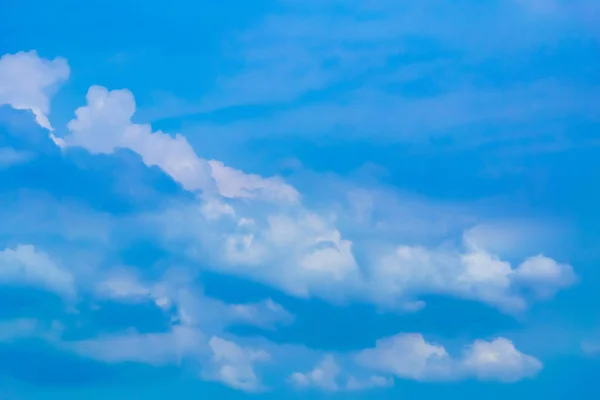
<box><xmin>0</xmin><ymin>147</ymin><xmax>33</xmax><ymax>168</ymax></box>
<box><xmin>346</xmin><ymin>375</ymin><xmax>393</xmax><ymax>391</ymax></box>
<box><xmin>59</xmin><ymin>86</ymin><xmax>298</xmax><ymax>204</ymax></box>
<box><xmin>46</xmin><ymin>78</ymin><xmax>576</xmax><ymax>314</ymax></box>
<box><xmin>0</xmin><ymin>51</ymin><xmax>69</xmax><ymax>130</ymax></box>
<box><xmin>461</xmin><ymin>338</ymin><xmax>543</xmax><ymax>382</ymax></box>
<box><xmin>95</xmin><ymin>268</ymin><xmax>293</xmax><ymax>331</ymax></box>
<box><xmin>68</xmin><ymin>326</ymin><xmax>206</xmax><ymax>366</ymax></box>
<box><xmin>289</xmin><ymin>355</ymin><xmax>392</xmax><ymax>392</ymax></box>
<box><xmin>355</xmin><ymin>333</ymin><xmax>451</xmax><ymax>381</ymax></box>
<box><xmin>206</xmin><ymin>336</ymin><xmax>270</xmax><ymax>392</ymax></box>
<box><xmin>60</xmin><ymin>86</ymin><xmax>214</xmax><ymax>194</ymax></box>
<box><xmin>356</xmin><ymin>333</ymin><xmax>542</xmax><ymax>382</ymax></box>
<box><xmin>512</xmin><ymin>255</ymin><xmax>577</xmax><ymax>298</ymax></box>
<box><xmin>290</xmin><ymin>355</ymin><xmax>340</xmax><ymax>391</ymax></box>
<box><xmin>0</xmin><ymin>245</ymin><xmax>75</xmax><ymax>298</ymax></box>
<box><xmin>368</xmin><ymin>237</ymin><xmax>576</xmax><ymax>312</ymax></box>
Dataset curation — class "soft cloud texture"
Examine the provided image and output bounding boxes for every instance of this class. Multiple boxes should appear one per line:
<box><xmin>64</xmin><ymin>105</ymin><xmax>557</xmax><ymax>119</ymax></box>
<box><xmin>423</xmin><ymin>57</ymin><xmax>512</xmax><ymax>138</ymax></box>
<box><xmin>0</xmin><ymin>5</ymin><xmax>592</xmax><ymax>393</ymax></box>
<box><xmin>0</xmin><ymin>51</ymin><xmax>69</xmax><ymax>130</ymax></box>
<box><xmin>0</xmin><ymin>245</ymin><xmax>75</xmax><ymax>298</ymax></box>
<box><xmin>356</xmin><ymin>333</ymin><xmax>542</xmax><ymax>382</ymax></box>
<box><xmin>206</xmin><ymin>336</ymin><xmax>270</xmax><ymax>392</ymax></box>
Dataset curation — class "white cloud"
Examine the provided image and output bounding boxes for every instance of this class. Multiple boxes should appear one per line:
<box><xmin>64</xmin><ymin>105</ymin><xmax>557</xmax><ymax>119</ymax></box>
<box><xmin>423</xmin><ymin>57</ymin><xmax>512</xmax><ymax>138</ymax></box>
<box><xmin>229</xmin><ymin>298</ymin><xmax>294</xmax><ymax>329</ymax></box>
<box><xmin>356</xmin><ymin>333</ymin><xmax>542</xmax><ymax>382</ymax></box>
<box><xmin>0</xmin><ymin>245</ymin><xmax>75</xmax><ymax>298</ymax></box>
<box><xmin>60</xmin><ymin>86</ymin><xmax>297</xmax><ymax>205</ymax></box>
<box><xmin>346</xmin><ymin>375</ymin><xmax>393</xmax><ymax>391</ymax></box>
<box><xmin>69</xmin><ymin>326</ymin><xmax>206</xmax><ymax>366</ymax></box>
<box><xmin>368</xmin><ymin>237</ymin><xmax>576</xmax><ymax>312</ymax></box>
<box><xmin>52</xmin><ymin>83</ymin><xmax>576</xmax><ymax>314</ymax></box>
<box><xmin>0</xmin><ymin>51</ymin><xmax>69</xmax><ymax>130</ymax></box>
<box><xmin>290</xmin><ymin>355</ymin><xmax>340</xmax><ymax>391</ymax></box>
<box><xmin>207</xmin><ymin>336</ymin><xmax>270</xmax><ymax>392</ymax></box>
<box><xmin>0</xmin><ymin>147</ymin><xmax>33</xmax><ymax>168</ymax></box>
<box><xmin>461</xmin><ymin>338</ymin><xmax>543</xmax><ymax>382</ymax></box>
<box><xmin>512</xmin><ymin>255</ymin><xmax>576</xmax><ymax>298</ymax></box>
<box><xmin>61</xmin><ymin>86</ymin><xmax>214</xmax><ymax>193</ymax></box>
<box><xmin>209</xmin><ymin>160</ymin><xmax>299</xmax><ymax>204</ymax></box>
<box><xmin>95</xmin><ymin>269</ymin><xmax>293</xmax><ymax>331</ymax></box>
<box><xmin>355</xmin><ymin>333</ymin><xmax>451</xmax><ymax>381</ymax></box>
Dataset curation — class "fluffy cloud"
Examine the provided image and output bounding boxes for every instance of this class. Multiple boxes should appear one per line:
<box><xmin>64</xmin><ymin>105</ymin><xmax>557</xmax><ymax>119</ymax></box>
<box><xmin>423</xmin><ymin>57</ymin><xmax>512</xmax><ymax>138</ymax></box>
<box><xmin>369</xmin><ymin>239</ymin><xmax>576</xmax><ymax>312</ymax></box>
<box><xmin>0</xmin><ymin>244</ymin><xmax>75</xmax><ymax>298</ymax></box>
<box><xmin>290</xmin><ymin>355</ymin><xmax>340</xmax><ymax>391</ymax></box>
<box><xmin>355</xmin><ymin>333</ymin><xmax>451</xmax><ymax>381</ymax></box>
<box><xmin>290</xmin><ymin>355</ymin><xmax>393</xmax><ymax>392</ymax></box>
<box><xmin>461</xmin><ymin>338</ymin><xmax>543</xmax><ymax>382</ymax></box>
<box><xmin>206</xmin><ymin>336</ymin><xmax>270</xmax><ymax>392</ymax></box>
<box><xmin>38</xmin><ymin>69</ymin><xmax>573</xmax><ymax>314</ymax></box>
<box><xmin>0</xmin><ymin>51</ymin><xmax>69</xmax><ymax>130</ymax></box>
<box><xmin>59</xmin><ymin>85</ymin><xmax>298</xmax><ymax>204</ymax></box>
<box><xmin>356</xmin><ymin>333</ymin><xmax>542</xmax><ymax>382</ymax></box>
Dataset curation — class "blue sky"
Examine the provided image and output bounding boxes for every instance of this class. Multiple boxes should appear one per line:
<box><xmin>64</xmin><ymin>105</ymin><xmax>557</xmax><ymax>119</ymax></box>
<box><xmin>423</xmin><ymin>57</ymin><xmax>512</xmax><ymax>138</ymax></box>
<box><xmin>1</xmin><ymin>0</ymin><xmax>600</xmax><ymax>398</ymax></box>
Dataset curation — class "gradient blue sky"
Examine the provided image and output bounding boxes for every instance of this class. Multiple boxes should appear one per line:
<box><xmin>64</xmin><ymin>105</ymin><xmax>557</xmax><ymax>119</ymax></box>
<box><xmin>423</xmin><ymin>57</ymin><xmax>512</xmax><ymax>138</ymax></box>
<box><xmin>1</xmin><ymin>0</ymin><xmax>600</xmax><ymax>399</ymax></box>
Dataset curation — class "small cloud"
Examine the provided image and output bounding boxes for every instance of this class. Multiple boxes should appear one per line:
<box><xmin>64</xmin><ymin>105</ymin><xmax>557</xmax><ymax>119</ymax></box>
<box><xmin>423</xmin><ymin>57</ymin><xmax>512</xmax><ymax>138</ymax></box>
<box><xmin>206</xmin><ymin>336</ymin><xmax>270</xmax><ymax>392</ymax></box>
<box><xmin>290</xmin><ymin>355</ymin><xmax>340</xmax><ymax>391</ymax></box>
<box><xmin>0</xmin><ymin>147</ymin><xmax>33</xmax><ymax>168</ymax></box>
<box><xmin>0</xmin><ymin>51</ymin><xmax>70</xmax><ymax>130</ymax></box>
<box><xmin>0</xmin><ymin>244</ymin><xmax>75</xmax><ymax>298</ymax></box>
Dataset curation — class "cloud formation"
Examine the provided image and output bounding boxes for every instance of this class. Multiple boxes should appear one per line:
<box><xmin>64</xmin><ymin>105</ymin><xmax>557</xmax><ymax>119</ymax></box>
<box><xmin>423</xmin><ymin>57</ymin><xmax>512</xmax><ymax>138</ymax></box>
<box><xmin>0</xmin><ymin>51</ymin><xmax>69</xmax><ymax>130</ymax></box>
<box><xmin>356</xmin><ymin>333</ymin><xmax>542</xmax><ymax>382</ymax></box>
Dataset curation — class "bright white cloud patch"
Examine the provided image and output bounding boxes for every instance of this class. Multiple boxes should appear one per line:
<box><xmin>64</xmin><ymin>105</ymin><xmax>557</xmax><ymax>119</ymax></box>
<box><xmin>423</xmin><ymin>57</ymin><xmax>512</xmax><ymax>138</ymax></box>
<box><xmin>60</xmin><ymin>85</ymin><xmax>298</xmax><ymax>204</ymax></box>
<box><xmin>290</xmin><ymin>355</ymin><xmax>340</xmax><ymax>391</ymax></box>
<box><xmin>356</xmin><ymin>333</ymin><xmax>451</xmax><ymax>381</ymax></box>
<box><xmin>369</xmin><ymin>238</ymin><xmax>576</xmax><ymax>312</ymax></box>
<box><xmin>461</xmin><ymin>338</ymin><xmax>543</xmax><ymax>382</ymax></box>
<box><xmin>0</xmin><ymin>245</ymin><xmax>74</xmax><ymax>298</ymax></box>
<box><xmin>0</xmin><ymin>51</ymin><xmax>69</xmax><ymax>130</ymax></box>
<box><xmin>356</xmin><ymin>333</ymin><xmax>542</xmax><ymax>382</ymax></box>
<box><xmin>207</xmin><ymin>336</ymin><xmax>270</xmax><ymax>392</ymax></box>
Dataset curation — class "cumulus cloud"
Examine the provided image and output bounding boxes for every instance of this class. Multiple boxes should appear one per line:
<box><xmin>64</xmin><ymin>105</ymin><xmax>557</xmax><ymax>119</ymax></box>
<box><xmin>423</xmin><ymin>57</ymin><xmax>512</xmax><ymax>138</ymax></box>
<box><xmin>356</xmin><ymin>333</ymin><xmax>542</xmax><ymax>382</ymax></box>
<box><xmin>290</xmin><ymin>355</ymin><xmax>340</xmax><ymax>391</ymax></box>
<box><xmin>206</xmin><ymin>336</ymin><xmax>270</xmax><ymax>392</ymax></box>
<box><xmin>461</xmin><ymin>338</ymin><xmax>543</xmax><ymax>382</ymax></box>
<box><xmin>355</xmin><ymin>333</ymin><xmax>451</xmax><ymax>381</ymax></box>
<box><xmin>512</xmin><ymin>255</ymin><xmax>577</xmax><ymax>298</ymax></box>
<box><xmin>0</xmin><ymin>51</ymin><xmax>69</xmax><ymax>130</ymax></box>
<box><xmin>59</xmin><ymin>85</ymin><xmax>298</xmax><ymax>204</ymax></box>
<box><xmin>369</xmin><ymin>237</ymin><xmax>576</xmax><ymax>312</ymax></box>
<box><xmin>50</xmin><ymin>82</ymin><xmax>576</xmax><ymax>314</ymax></box>
<box><xmin>0</xmin><ymin>244</ymin><xmax>75</xmax><ymax>298</ymax></box>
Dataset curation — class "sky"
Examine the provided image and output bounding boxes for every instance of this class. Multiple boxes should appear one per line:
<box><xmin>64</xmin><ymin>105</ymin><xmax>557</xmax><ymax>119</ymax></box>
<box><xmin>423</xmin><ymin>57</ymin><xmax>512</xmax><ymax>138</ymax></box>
<box><xmin>0</xmin><ymin>0</ymin><xmax>599</xmax><ymax>398</ymax></box>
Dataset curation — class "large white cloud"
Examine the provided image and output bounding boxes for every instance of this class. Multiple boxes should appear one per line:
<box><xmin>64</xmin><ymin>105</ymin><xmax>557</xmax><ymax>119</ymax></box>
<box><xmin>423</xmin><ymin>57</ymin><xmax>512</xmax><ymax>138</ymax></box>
<box><xmin>0</xmin><ymin>51</ymin><xmax>69</xmax><ymax>130</ymax></box>
<box><xmin>356</xmin><ymin>333</ymin><xmax>542</xmax><ymax>382</ymax></box>
<box><xmin>52</xmin><ymin>83</ymin><xmax>576</xmax><ymax>313</ymax></box>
